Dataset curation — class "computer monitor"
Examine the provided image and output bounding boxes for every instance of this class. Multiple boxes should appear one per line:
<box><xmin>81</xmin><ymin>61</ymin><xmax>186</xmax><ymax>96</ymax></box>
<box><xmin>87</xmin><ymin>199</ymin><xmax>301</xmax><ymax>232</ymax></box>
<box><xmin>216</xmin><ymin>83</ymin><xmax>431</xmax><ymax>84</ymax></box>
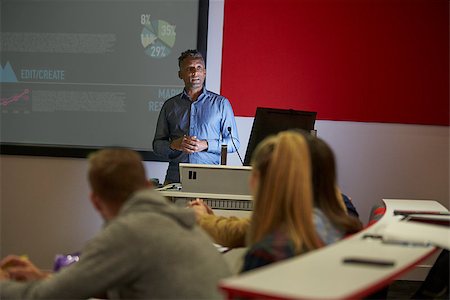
<box><xmin>243</xmin><ymin>107</ymin><xmax>317</xmax><ymax>165</ymax></box>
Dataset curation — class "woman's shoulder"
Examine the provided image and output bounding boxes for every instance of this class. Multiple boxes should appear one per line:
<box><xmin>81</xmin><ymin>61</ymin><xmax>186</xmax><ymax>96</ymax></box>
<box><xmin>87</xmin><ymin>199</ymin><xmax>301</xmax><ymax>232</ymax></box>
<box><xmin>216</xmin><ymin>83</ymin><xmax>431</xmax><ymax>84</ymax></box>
<box><xmin>313</xmin><ymin>208</ymin><xmax>344</xmax><ymax>245</ymax></box>
<box><xmin>248</xmin><ymin>230</ymin><xmax>297</xmax><ymax>260</ymax></box>
<box><xmin>242</xmin><ymin>229</ymin><xmax>298</xmax><ymax>272</ymax></box>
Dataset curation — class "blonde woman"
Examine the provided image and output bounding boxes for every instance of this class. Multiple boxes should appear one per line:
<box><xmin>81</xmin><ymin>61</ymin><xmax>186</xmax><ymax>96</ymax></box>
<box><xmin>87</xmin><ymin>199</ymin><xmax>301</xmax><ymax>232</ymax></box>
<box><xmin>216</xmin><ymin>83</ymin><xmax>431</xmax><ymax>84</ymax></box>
<box><xmin>242</xmin><ymin>131</ymin><xmax>322</xmax><ymax>271</ymax></box>
<box><xmin>189</xmin><ymin>131</ymin><xmax>361</xmax><ymax>269</ymax></box>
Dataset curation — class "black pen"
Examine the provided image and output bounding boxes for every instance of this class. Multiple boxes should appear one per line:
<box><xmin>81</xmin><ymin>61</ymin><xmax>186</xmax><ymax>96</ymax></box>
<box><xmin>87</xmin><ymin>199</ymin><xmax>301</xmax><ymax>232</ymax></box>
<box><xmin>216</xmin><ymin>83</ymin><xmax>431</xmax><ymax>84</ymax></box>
<box><xmin>393</xmin><ymin>210</ymin><xmax>450</xmax><ymax>216</ymax></box>
<box><xmin>343</xmin><ymin>257</ymin><xmax>395</xmax><ymax>267</ymax></box>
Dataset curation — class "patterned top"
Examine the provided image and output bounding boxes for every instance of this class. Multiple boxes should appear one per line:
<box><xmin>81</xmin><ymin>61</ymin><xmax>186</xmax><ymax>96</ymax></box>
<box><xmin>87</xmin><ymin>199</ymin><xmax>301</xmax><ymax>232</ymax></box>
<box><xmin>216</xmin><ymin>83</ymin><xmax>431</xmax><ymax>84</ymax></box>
<box><xmin>242</xmin><ymin>208</ymin><xmax>344</xmax><ymax>272</ymax></box>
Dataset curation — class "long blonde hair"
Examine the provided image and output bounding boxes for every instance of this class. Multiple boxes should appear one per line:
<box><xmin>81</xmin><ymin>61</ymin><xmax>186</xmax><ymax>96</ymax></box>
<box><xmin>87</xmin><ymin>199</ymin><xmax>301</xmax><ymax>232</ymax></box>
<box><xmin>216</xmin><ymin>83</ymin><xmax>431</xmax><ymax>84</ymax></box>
<box><xmin>248</xmin><ymin>131</ymin><xmax>322</xmax><ymax>253</ymax></box>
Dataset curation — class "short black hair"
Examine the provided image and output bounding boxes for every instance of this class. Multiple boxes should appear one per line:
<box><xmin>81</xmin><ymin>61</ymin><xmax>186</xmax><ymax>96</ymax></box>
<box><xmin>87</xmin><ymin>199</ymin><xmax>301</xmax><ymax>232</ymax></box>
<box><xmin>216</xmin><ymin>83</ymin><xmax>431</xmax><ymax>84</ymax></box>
<box><xmin>178</xmin><ymin>49</ymin><xmax>204</xmax><ymax>68</ymax></box>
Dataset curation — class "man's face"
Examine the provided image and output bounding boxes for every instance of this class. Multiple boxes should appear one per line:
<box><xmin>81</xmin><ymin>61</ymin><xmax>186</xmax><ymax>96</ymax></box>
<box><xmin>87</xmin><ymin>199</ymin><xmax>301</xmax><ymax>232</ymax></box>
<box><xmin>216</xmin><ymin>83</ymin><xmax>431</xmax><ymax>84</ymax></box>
<box><xmin>178</xmin><ymin>57</ymin><xmax>206</xmax><ymax>90</ymax></box>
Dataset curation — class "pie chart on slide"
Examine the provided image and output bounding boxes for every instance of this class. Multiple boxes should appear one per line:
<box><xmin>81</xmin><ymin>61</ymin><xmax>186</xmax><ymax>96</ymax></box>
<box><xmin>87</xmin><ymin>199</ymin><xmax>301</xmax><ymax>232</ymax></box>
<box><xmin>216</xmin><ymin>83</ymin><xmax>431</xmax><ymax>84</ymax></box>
<box><xmin>141</xmin><ymin>19</ymin><xmax>176</xmax><ymax>59</ymax></box>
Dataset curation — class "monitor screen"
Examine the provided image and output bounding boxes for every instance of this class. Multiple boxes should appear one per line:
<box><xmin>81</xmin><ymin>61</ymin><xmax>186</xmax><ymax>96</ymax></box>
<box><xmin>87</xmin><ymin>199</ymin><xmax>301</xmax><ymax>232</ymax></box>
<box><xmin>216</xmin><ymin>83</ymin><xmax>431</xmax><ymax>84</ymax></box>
<box><xmin>243</xmin><ymin>107</ymin><xmax>317</xmax><ymax>165</ymax></box>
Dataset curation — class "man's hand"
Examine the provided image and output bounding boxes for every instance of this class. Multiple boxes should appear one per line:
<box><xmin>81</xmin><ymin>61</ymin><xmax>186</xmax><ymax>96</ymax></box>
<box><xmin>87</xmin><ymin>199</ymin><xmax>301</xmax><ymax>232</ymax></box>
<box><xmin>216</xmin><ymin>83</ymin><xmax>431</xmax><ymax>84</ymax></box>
<box><xmin>171</xmin><ymin>136</ymin><xmax>208</xmax><ymax>153</ymax></box>
<box><xmin>1</xmin><ymin>255</ymin><xmax>49</xmax><ymax>281</ymax></box>
<box><xmin>170</xmin><ymin>136</ymin><xmax>184</xmax><ymax>151</ymax></box>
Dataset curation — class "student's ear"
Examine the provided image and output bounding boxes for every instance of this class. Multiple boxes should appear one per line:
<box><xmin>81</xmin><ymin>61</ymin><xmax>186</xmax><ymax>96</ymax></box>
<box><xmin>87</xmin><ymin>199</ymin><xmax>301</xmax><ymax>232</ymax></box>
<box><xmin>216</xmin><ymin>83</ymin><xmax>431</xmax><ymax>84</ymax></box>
<box><xmin>90</xmin><ymin>192</ymin><xmax>112</xmax><ymax>221</ymax></box>
<box><xmin>178</xmin><ymin>70</ymin><xmax>182</xmax><ymax>79</ymax></box>
<box><xmin>146</xmin><ymin>180</ymin><xmax>153</xmax><ymax>189</ymax></box>
<box><xmin>90</xmin><ymin>192</ymin><xmax>102</xmax><ymax>212</ymax></box>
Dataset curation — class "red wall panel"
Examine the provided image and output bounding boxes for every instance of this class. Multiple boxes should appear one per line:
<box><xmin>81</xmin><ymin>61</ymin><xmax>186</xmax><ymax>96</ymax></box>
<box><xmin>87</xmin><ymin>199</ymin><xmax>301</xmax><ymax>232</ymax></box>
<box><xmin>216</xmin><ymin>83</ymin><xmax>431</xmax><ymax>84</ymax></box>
<box><xmin>221</xmin><ymin>0</ymin><xmax>449</xmax><ymax>125</ymax></box>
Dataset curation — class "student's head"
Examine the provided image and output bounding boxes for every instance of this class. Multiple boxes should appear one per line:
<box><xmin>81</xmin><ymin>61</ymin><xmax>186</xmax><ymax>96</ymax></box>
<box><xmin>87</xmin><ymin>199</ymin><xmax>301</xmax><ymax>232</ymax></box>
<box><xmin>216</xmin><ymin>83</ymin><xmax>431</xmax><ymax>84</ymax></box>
<box><xmin>306</xmin><ymin>134</ymin><xmax>343</xmax><ymax>210</ymax></box>
<box><xmin>88</xmin><ymin>148</ymin><xmax>149</xmax><ymax>220</ymax></box>
<box><xmin>302</xmin><ymin>131</ymin><xmax>362</xmax><ymax>233</ymax></box>
<box><xmin>249</xmin><ymin>131</ymin><xmax>321</xmax><ymax>253</ymax></box>
<box><xmin>178</xmin><ymin>49</ymin><xmax>206</xmax><ymax>90</ymax></box>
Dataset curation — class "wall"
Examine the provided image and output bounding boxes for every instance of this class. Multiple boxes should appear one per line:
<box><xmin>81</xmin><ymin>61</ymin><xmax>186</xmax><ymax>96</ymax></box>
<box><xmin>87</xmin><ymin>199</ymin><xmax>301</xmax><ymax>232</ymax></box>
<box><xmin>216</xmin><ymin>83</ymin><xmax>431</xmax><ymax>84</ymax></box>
<box><xmin>221</xmin><ymin>0</ymin><xmax>449</xmax><ymax>223</ymax></box>
<box><xmin>1</xmin><ymin>0</ymin><xmax>449</xmax><ymax>270</ymax></box>
<box><xmin>221</xmin><ymin>0</ymin><xmax>449</xmax><ymax>126</ymax></box>
<box><xmin>232</xmin><ymin>118</ymin><xmax>449</xmax><ymax>224</ymax></box>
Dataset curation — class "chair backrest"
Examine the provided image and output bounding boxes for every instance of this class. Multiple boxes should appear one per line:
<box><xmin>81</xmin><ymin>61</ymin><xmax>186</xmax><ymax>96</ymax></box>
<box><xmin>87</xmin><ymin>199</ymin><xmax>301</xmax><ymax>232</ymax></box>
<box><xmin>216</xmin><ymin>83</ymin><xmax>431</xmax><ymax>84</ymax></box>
<box><xmin>367</xmin><ymin>202</ymin><xmax>386</xmax><ymax>227</ymax></box>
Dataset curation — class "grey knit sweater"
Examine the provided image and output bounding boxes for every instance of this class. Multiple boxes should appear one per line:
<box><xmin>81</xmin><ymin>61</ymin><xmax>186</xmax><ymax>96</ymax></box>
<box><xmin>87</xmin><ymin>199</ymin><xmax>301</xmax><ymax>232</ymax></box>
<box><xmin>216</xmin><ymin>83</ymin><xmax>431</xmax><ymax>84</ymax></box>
<box><xmin>1</xmin><ymin>189</ymin><xmax>231</xmax><ymax>299</ymax></box>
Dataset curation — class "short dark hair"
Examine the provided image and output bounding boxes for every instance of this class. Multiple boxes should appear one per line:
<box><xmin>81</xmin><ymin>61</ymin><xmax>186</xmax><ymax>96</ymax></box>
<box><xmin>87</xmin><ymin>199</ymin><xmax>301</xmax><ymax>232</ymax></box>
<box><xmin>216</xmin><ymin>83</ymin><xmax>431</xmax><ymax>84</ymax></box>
<box><xmin>178</xmin><ymin>49</ymin><xmax>204</xmax><ymax>68</ymax></box>
<box><xmin>88</xmin><ymin>148</ymin><xmax>147</xmax><ymax>203</ymax></box>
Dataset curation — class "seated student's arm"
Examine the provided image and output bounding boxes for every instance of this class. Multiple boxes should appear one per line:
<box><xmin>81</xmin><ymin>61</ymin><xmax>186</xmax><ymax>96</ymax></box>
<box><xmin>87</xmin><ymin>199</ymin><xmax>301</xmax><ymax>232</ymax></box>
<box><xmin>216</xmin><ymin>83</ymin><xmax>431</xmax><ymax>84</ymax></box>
<box><xmin>189</xmin><ymin>199</ymin><xmax>249</xmax><ymax>248</ymax></box>
<box><xmin>197</xmin><ymin>214</ymin><xmax>249</xmax><ymax>248</ymax></box>
<box><xmin>1</xmin><ymin>255</ymin><xmax>50</xmax><ymax>281</ymax></box>
<box><xmin>0</xmin><ymin>221</ymin><xmax>145</xmax><ymax>299</ymax></box>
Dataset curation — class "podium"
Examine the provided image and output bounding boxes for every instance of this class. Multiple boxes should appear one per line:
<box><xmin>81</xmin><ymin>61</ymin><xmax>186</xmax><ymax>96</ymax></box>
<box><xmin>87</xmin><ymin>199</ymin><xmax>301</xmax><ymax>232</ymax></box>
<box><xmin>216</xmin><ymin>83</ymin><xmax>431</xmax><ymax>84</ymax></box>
<box><xmin>159</xmin><ymin>163</ymin><xmax>253</xmax><ymax>212</ymax></box>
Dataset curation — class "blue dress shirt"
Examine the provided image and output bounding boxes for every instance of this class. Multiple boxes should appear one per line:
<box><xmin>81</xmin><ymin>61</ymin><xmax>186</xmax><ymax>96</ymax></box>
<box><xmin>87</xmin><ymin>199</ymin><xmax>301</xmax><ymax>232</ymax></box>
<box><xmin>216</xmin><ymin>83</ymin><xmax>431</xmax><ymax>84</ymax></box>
<box><xmin>153</xmin><ymin>88</ymin><xmax>240</xmax><ymax>183</ymax></box>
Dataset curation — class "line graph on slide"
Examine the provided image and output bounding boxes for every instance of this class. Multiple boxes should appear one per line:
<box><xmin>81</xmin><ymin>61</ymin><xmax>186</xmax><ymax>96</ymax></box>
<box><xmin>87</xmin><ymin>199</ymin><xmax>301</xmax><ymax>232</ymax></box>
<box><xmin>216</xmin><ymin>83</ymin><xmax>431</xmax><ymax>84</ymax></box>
<box><xmin>1</xmin><ymin>89</ymin><xmax>32</xmax><ymax>113</ymax></box>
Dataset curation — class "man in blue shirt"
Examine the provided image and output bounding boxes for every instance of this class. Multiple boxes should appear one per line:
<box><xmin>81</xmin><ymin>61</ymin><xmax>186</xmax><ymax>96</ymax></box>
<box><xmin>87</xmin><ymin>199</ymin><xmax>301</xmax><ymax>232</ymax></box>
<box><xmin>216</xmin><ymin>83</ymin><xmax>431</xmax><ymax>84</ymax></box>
<box><xmin>153</xmin><ymin>49</ymin><xmax>240</xmax><ymax>184</ymax></box>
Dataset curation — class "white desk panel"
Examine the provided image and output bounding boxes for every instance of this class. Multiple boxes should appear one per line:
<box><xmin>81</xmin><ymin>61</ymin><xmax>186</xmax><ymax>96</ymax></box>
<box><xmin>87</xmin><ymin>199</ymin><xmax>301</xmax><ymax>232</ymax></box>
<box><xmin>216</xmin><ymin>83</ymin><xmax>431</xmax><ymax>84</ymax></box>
<box><xmin>219</xmin><ymin>199</ymin><xmax>448</xmax><ymax>300</ymax></box>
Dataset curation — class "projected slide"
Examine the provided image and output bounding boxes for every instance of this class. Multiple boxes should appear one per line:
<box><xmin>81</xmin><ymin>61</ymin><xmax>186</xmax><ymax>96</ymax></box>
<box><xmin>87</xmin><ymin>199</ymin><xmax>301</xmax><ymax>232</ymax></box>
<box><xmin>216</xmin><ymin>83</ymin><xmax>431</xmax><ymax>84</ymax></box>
<box><xmin>1</xmin><ymin>0</ymin><xmax>202</xmax><ymax>152</ymax></box>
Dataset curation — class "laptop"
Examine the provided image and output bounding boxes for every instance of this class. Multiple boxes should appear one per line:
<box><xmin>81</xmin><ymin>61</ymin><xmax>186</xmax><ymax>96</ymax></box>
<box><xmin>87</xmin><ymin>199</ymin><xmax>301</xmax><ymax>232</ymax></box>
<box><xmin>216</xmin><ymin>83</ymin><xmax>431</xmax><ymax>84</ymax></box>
<box><xmin>179</xmin><ymin>163</ymin><xmax>252</xmax><ymax>195</ymax></box>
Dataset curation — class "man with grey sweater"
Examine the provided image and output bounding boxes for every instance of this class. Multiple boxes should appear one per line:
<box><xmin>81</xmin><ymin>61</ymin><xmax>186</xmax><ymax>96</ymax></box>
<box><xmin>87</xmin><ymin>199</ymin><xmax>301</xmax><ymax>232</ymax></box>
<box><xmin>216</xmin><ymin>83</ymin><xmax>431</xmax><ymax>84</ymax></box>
<box><xmin>0</xmin><ymin>148</ymin><xmax>230</xmax><ymax>299</ymax></box>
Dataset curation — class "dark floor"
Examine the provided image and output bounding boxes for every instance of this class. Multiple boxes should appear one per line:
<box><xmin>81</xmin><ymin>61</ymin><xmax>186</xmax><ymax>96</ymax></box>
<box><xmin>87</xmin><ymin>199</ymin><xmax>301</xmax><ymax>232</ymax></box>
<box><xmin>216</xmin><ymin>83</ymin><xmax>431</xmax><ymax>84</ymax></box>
<box><xmin>387</xmin><ymin>281</ymin><xmax>422</xmax><ymax>299</ymax></box>
<box><xmin>386</xmin><ymin>281</ymin><xmax>449</xmax><ymax>300</ymax></box>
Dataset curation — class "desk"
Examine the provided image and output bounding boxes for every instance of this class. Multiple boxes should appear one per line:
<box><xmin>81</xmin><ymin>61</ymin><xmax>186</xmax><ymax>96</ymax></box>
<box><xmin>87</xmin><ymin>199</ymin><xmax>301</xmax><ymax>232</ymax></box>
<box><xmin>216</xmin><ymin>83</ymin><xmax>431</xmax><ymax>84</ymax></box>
<box><xmin>219</xmin><ymin>199</ymin><xmax>448</xmax><ymax>300</ymax></box>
